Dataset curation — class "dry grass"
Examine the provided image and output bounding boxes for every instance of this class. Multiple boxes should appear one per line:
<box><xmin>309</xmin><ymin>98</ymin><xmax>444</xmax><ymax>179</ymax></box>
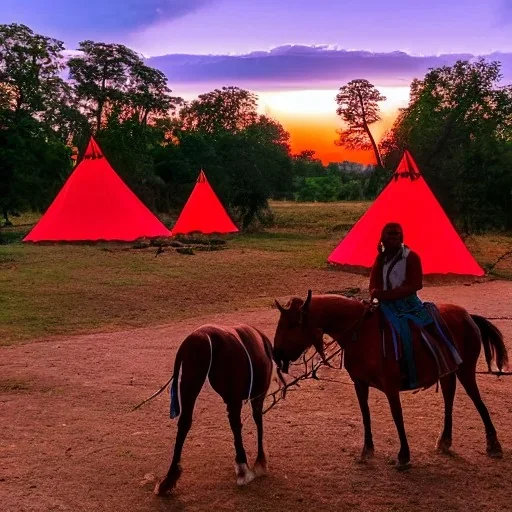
<box><xmin>1</xmin><ymin>201</ymin><xmax>511</xmax><ymax>345</ymax></box>
<box><xmin>2</xmin><ymin>203</ymin><xmax>512</xmax><ymax>512</ymax></box>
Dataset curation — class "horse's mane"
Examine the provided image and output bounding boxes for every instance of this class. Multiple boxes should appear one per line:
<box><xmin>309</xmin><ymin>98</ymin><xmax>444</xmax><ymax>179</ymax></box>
<box><xmin>283</xmin><ymin>293</ymin><xmax>364</xmax><ymax>313</ymax></box>
<box><xmin>316</xmin><ymin>293</ymin><xmax>360</xmax><ymax>302</ymax></box>
<box><xmin>313</xmin><ymin>294</ymin><xmax>365</xmax><ymax>311</ymax></box>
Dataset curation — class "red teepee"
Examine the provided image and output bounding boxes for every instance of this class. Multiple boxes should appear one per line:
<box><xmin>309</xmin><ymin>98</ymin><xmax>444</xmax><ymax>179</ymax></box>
<box><xmin>172</xmin><ymin>170</ymin><xmax>238</xmax><ymax>235</ymax></box>
<box><xmin>24</xmin><ymin>137</ymin><xmax>172</xmax><ymax>242</ymax></box>
<box><xmin>327</xmin><ymin>151</ymin><xmax>484</xmax><ymax>276</ymax></box>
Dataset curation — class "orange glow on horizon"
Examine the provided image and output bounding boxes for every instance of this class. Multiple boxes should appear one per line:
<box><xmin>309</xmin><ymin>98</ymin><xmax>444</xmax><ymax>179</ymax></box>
<box><xmin>257</xmin><ymin>88</ymin><xmax>409</xmax><ymax>165</ymax></box>
<box><xmin>279</xmin><ymin>116</ymin><xmax>378</xmax><ymax>165</ymax></box>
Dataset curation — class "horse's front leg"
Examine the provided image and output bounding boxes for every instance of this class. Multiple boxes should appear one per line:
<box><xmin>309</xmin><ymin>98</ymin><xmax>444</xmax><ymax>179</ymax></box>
<box><xmin>227</xmin><ymin>401</ymin><xmax>255</xmax><ymax>486</ymax></box>
<box><xmin>251</xmin><ymin>395</ymin><xmax>268</xmax><ymax>477</ymax></box>
<box><xmin>354</xmin><ymin>380</ymin><xmax>374</xmax><ymax>461</ymax></box>
<box><xmin>386</xmin><ymin>391</ymin><xmax>411</xmax><ymax>470</ymax></box>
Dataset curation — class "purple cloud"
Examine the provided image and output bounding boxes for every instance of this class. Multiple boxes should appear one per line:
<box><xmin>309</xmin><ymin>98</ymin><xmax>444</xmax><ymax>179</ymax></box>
<box><xmin>0</xmin><ymin>0</ymin><xmax>218</xmax><ymax>45</ymax></box>
<box><xmin>146</xmin><ymin>46</ymin><xmax>512</xmax><ymax>90</ymax></box>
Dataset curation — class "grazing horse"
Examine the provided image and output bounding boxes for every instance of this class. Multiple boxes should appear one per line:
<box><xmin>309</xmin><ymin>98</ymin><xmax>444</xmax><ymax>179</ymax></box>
<box><xmin>154</xmin><ymin>324</ymin><xmax>274</xmax><ymax>495</ymax></box>
<box><xmin>273</xmin><ymin>290</ymin><xmax>508</xmax><ymax>469</ymax></box>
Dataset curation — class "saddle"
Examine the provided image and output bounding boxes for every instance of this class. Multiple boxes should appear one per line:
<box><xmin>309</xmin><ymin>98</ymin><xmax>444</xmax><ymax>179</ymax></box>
<box><xmin>374</xmin><ymin>301</ymin><xmax>462</xmax><ymax>391</ymax></box>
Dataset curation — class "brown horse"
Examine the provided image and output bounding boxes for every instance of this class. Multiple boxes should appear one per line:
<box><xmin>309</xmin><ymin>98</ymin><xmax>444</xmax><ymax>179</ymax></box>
<box><xmin>273</xmin><ymin>290</ymin><xmax>508</xmax><ymax>469</ymax></box>
<box><xmin>154</xmin><ymin>324</ymin><xmax>274</xmax><ymax>495</ymax></box>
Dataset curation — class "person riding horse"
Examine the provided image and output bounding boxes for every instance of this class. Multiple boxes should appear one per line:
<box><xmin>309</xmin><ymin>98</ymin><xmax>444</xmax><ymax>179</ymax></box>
<box><xmin>273</xmin><ymin>231</ymin><xmax>507</xmax><ymax>467</ymax></box>
<box><xmin>369</xmin><ymin>223</ymin><xmax>421</xmax><ymax>303</ymax></box>
<box><xmin>369</xmin><ymin>222</ymin><xmax>462</xmax><ymax>390</ymax></box>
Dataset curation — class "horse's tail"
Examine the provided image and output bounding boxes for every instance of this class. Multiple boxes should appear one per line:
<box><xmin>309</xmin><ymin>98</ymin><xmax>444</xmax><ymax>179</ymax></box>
<box><xmin>257</xmin><ymin>328</ymin><xmax>274</xmax><ymax>365</ymax></box>
<box><xmin>170</xmin><ymin>332</ymin><xmax>213</xmax><ymax>419</ymax></box>
<box><xmin>169</xmin><ymin>344</ymin><xmax>183</xmax><ymax>419</ymax></box>
<box><xmin>470</xmin><ymin>314</ymin><xmax>509</xmax><ymax>373</ymax></box>
<box><xmin>255</xmin><ymin>327</ymin><xmax>278</xmax><ymax>388</ymax></box>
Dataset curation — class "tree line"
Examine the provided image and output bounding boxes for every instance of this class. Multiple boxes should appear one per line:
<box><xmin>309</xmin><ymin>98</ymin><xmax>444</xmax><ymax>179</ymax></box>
<box><xmin>1</xmin><ymin>23</ymin><xmax>511</xmax><ymax>232</ymax></box>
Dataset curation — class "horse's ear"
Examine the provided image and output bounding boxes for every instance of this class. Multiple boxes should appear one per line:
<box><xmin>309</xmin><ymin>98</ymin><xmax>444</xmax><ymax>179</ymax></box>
<box><xmin>301</xmin><ymin>289</ymin><xmax>312</xmax><ymax>312</ymax></box>
<box><xmin>299</xmin><ymin>290</ymin><xmax>312</xmax><ymax>326</ymax></box>
<box><xmin>274</xmin><ymin>299</ymin><xmax>286</xmax><ymax>314</ymax></box>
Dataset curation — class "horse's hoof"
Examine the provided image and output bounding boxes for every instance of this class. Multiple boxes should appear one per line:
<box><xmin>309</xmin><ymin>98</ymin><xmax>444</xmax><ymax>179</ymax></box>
<box><xmin>154</xmin><ymin>480</ymin><xmax>164</xmax><ymax>495</ymax></box>
<box><xmin>154</xmin><ymin>478</ymin><xmax>173</xmax><ymax>496</ymax></box>
<box><xmin>487</xmin><ymin>437</ymin><xmax>503</xmax><ymax>458</ymax></box>
<box><xmin>360</xmin><ymin>447</ymin><xmax>375</xmax><ymax>462</ymax></box>
<box><xmin>235</xmin><ymin>463</ymin><xmax>256</xmax><ymax>486</ymax></box>
<box><xmin>253</xmin><ymin>460</ymin><xmax>268</xmax><ymax>477</ymax></box>
<box><xmin>395</xmin><ymin>461</ymin><xmax>411</xmax><ymax>471</ymax></box>
<box><xmin>487</xmin><ymin>445</ymin><xmax>503</xmax><ymax>458</ymax></box>
<box><xmin>154</xmin><ymin>465</ymin><xmax>181</xmax><ymax>496</ymax></box>
<box><xmin>436</xmin><ymin>437</ymin><xmax>452</xmax><ymax>454</ymax></box>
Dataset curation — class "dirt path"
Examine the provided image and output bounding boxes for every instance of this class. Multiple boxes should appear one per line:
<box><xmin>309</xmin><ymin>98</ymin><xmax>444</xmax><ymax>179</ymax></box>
<box><xmin>1</xmin><ymin>281</ymin><xmax>512</xmax><ymax>512</ymax></box>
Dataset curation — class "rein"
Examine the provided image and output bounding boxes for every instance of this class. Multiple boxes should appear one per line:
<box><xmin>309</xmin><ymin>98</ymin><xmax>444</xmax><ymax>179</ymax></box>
<box><xmin>255</xmin><ymin>338</ymin><xmax>348</xmax><ymax>419</ymax></box>
<box><xmin>335</xmin><ymin>301</ymin><xmax>376</xmax><ymax>345</ymax></box>
<box><xmin>255</xmin><ymin>301</ymin><xmax>374</xmax><ymax>419</ymax></box>
<box><xmin>132</xmin><ymin>306</ymin><xmax>510</xmax><ymax>414</ymax></box>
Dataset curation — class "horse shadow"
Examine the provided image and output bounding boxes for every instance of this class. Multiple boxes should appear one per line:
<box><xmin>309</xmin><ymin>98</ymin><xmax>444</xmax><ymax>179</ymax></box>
<box><xmin>147</xmin><ymin>470</ymin><xmax>303</xmax><ymax>511</ymax></box>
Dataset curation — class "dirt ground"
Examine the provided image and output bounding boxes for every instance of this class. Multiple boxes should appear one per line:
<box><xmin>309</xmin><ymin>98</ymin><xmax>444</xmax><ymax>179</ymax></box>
<box><xmin>1</xmin><ymin>280</ymin><xmax>512</xmax><ymax>512</ymax></box>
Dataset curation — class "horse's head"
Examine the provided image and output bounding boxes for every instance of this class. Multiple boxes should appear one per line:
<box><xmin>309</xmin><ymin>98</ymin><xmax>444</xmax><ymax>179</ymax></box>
<box><xmin>273</xmin><ymin>290</ymin><xmax>325</xmax><ymax>373</ymax></box>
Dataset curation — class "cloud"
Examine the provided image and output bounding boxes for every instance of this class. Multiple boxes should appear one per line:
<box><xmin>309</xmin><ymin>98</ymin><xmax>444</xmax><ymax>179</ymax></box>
<box><xmin>0</xmin><ymin>0</ymin><xmax>217</xmax><ymax>39</ymax></box>
<box><xmin>146</xmin><ymin>46</ymin><xmax>512</xmax><ymax>91</ymax></box>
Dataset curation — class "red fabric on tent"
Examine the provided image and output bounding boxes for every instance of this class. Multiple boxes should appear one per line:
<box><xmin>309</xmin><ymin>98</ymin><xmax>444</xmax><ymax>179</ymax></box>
<box><xmin>24</xmin><ymin>137</ymin><xmax>172</xmax><ymax>242</ymax></box>
<box><xmin>172</xmin><ymin>170</ymin><xmax>238</xmax><ymax>235</ymax></box>
<box><xmin>327</xmin><ymin>151</ymin><xmax>484</xmax><ymax>276</ymax></box>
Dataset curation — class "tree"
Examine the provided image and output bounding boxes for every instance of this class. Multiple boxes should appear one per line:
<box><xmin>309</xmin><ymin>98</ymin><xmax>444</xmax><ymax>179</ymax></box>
<box><xmin>0</xmin><ymin>23</ymin><xmax>65</xmax><ymax>115</ymax></box>
<box><xmin>0</xmin><ymin>110</ymin><xmax>71</xmax><ymax>223</ymax></box>
<box><xmin>68</xmin><ymin>41</ymin><xmax>140</xmax><ymax>131</ymax></box>
<box><xmin>40</xmin><ymin>79</ymin><xmax>90</xmax><ymax>143</ymax></box>
<box><xmin>335</xmin><ymin>79</ymin><xmax>386</xmax><ymax>168</ymax></box>
<box><xmin>383</xmin><ymin>59</ymin><xmax>512</xmax><ymax>230</ymax></box>
<box><xmin>69</xmin><ymin>41</ymin><xmax>181</xmax><ymax>133</ymax></box>
<box><xmin>292</xmin><ymin>150</ymin><xmax>325</xmax><ymax>176</ymax></box>
<box><xmin>128</xmin><ymin>62</ymin><xmax>182</xmax><ymax>126</ymax></box>
<box><xmin>239</xmin><ymin>115</ymin><xmax>293</xmax><ymax>203</ymax></box>
<box><xmin>96</xmin><ymin>116</ymin><xmax>168</xmax><ymax>212</ymax></box>
<box><xmin>163</xmin><ymin>92</ymin><xmax>294</xmax><ymax>228</ymax></box>
<box><xmin>179</xmin><ymin>86</ymin><xmax>258</xmax><ymax>134</ymax></box>
<box><xmin>153</xmin><ymin>130</ymin><xmax>216</xmax><ymax>210</ymax></box>
<box><xmin>172</xmin><ymin>87</ymin><xmax>294</xmax><ymax>227</ymax></box>
<box><xmin>0</xmin><ymin>24</ymin><xmax>78</xmax><ymax>224</ymax></box>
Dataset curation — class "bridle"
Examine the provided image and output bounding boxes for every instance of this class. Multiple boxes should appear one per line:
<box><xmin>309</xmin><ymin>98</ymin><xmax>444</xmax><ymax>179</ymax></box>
<box><xmin>336</xmin><ymin>301</ymin><xmax>377</xmax><ymax>345</ymax></box>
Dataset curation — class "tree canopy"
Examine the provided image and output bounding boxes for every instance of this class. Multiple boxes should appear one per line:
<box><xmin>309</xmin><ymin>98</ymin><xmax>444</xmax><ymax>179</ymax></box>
<box><xmin>1</xmin><ymin>22</ymin><xmax>511</xmax><ymax>234</ymax></box>
<box><xmin>335</xmin><ymin>79</ymin><xmax>386</xmax><ymax>168</ymax></box>
<box><xmin>382</xmin><ymin>59</ymin><xmax>512</xmax><ymax>231</ymax></box>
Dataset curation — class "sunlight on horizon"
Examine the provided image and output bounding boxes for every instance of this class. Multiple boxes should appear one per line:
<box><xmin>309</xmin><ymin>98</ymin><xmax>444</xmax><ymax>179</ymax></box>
<box><xmin>256</xmin><ymin>87</ymin><xmax>410</xmax><ymax>163</ymax></box>
<box><xmin>257</xmin><ymin>86</ymin><xmax>410</xmax><ymax>117</ymax></box>
<box><xmin>179</xmin><ymin>86</ymin><xmax>411</xmax><ymax>164</ymax></box>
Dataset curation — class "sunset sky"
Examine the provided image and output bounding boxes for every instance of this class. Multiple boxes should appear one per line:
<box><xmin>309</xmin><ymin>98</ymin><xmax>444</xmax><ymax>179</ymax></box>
<box><xmin>2</xmin><ymin>0</ymin><xmax>512</xmax><ymax>163</ymax></box>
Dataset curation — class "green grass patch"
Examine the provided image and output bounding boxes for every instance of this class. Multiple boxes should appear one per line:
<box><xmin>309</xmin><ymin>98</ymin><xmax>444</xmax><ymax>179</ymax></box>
<box><xmin>1</xmin><ymin>201</ymin><xmax>511</xmax><ymax>345</ymax></box>
<box><xmin>269</xmin><ymin>200</ymin><xmax>368</xmax><ymax>235</ymax></box>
